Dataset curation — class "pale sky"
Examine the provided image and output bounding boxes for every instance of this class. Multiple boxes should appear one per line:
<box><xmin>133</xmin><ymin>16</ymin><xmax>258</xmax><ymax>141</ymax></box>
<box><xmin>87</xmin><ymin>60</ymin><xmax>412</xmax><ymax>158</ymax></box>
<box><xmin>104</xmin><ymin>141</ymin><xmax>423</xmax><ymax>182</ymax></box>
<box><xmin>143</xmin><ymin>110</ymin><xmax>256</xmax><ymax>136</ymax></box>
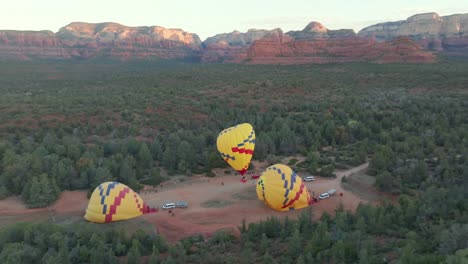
<box><xmin>2</xmin><ymin>0</ymin><xmax>468</xmax><ymax>40</ymax></box>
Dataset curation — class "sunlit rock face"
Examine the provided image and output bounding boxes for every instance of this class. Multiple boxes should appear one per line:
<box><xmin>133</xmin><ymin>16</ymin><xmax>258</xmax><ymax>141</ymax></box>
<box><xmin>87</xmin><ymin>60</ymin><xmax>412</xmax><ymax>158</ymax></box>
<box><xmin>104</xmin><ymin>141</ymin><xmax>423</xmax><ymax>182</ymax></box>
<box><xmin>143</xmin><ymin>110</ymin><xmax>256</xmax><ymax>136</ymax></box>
<box><xmin>201</xmin><ymin>29</ymin><xmax>270</xmax><ymax>63</ymax></box>
<box><xmin>241</xmin><ymin>28</ymin><xmax>435</xmax><ymax>64</ymax></box>
<box><xmin>286</xmin><ymin>21</ymin><xmax>356</xmax><ymax>40</ymax></box>
<box><xmin>358</xmin><ymin>12</ymin><xmax>468</xmax><ymax>57</ymax></box>
<box><xmin>2</xmin><ymin>13</ymin><xmax>465</xmax><ymax>63</ymax></box>
<box><xmin>0</xmin><ymin>22</ymin><xmax>202</xmax><ymax>60</ymax></box>
<box><xmin>202</xmin><ymin>21</ymin><xmax>435</xmax><ymax>64</ymax></box>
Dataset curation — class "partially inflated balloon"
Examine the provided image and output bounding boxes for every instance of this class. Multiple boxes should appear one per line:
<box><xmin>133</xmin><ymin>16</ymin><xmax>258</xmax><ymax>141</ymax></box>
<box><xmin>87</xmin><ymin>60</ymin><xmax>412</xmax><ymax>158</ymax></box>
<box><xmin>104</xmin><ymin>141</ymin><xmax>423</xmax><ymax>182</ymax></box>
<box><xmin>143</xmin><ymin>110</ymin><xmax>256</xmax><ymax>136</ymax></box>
<box><xmin>256</xmin><ymin>164</ymin><xmax>312</xmax><ymax>211</ymax></box>
<box><xmin>84</xmin><ymin>182</ymin><xmax>150</xmax><ymax>223</ymax></box>
<box><xmin>217</xmin><ymin>123</ymin><xmax>255</xmax><ymax>176</ymax></box>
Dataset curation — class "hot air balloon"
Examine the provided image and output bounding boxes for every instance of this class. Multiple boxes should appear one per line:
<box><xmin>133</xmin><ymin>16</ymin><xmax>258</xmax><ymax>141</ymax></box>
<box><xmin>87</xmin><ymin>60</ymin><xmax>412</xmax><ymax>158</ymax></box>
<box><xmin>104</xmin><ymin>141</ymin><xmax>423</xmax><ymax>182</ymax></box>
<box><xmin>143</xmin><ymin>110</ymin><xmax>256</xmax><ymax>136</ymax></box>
<box><xmin>84</xmin><ymin>182</ymin><xmax>154</xmax><ymax>223</ymax></box>
<box><xmin>217</xmin><ymin>123</ymin><xmax>255</xmax><ymax>177</ymax></box>
<box><xmin>256</xmin><ymin>164</ymin><xmax>312</xmax><ymax>211</ymax></box>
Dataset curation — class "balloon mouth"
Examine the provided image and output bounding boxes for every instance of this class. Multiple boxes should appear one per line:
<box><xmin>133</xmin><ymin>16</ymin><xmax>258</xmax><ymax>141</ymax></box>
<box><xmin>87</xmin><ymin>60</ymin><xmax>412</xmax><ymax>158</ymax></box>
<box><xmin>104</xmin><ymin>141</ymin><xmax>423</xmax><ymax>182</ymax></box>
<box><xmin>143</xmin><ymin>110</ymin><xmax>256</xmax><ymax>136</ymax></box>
<box><xmin>307</xmin><ymin>195</ymin><xmax>317</xmax><ymax>205</ymax></box>
<box><xmin>142</xmin><ymin>203</ymin><xmax>158</xmax><ymax>214</ymax></box>
<box><xmin>237</xmin><ymin>168</ymin><xmax>248</xmax><ymax>175</ymax></box>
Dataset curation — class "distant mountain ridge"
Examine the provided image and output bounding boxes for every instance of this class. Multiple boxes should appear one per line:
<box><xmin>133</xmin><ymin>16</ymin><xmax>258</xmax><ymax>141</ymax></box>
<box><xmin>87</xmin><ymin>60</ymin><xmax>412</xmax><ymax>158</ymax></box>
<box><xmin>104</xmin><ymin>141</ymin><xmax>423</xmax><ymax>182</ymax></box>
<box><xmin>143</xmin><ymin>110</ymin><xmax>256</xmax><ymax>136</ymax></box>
<box><xmin>1</xmin><ymin>12</ymin><xmax>467</xmax><ymax>63</ymax></box>
<box><xmin>0</xmin><ymin>22</ymin><xmax>202</xmax><ymax>60</ymax></box>
<box><xmin>358</xmin><ymin>12</ymin><xmax>468</xmax><ymax>59</ymax></box>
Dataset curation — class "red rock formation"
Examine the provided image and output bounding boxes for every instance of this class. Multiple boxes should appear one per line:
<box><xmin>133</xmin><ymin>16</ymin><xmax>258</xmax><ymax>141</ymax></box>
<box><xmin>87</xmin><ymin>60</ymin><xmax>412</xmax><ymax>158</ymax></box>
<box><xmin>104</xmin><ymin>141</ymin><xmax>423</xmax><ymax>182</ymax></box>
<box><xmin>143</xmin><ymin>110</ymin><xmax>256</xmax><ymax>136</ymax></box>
<box><xmin>0</xmin><ymin>14</ymin><xmax>457</xmax><ymax>63</ymax></box>
<box><xmin>205</xmin><ymin>22</ymin><xmax>435</xmax><ymax>64</ymax></box>
<box><xmin>201</xmin><ymin>29</ymin><xmax>270</xmax><ymax>63</ymax></box>
<box><xmin>358</xmin><ymin>12</ymin><xmax>468</xmax><ymax>58</ymax></box>
<box><xmin>0</xmin><ymin>22</ymin><xmax>202</xmax><ymax>60</ymax></box>
<box><xmin>242</xmin><ymin>31</ymin><xmax>435</xmax><ymax>64</ymax></box>
<box><xmin>0</xmin><ymin>30</ymin><xmax>72</xmax><ymax>59</ymax></box>
<box><xmin>201</xmin><ymin>41</ymin><xmax>249</xmax><ymax>63</ymax></box>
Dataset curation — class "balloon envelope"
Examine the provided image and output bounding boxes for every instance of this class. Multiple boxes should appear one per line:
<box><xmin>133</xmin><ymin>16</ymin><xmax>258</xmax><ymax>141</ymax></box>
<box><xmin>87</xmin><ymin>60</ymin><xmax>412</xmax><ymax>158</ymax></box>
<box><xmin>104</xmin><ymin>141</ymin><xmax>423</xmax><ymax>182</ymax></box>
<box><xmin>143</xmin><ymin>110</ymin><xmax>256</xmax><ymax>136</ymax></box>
<box><xmin>84</xmin><ymin>182</ymin><xmax>149</xmax><ymax>223</ymax></box>
<box><xmin>217</xmin><ymin>123</ymin><xmax>255</xmax><ymax>176</ymax></box>
<box><xmin>256</xmin><ymin>164</ymin><xmax>312</xmax><ymax>211</ymax></box>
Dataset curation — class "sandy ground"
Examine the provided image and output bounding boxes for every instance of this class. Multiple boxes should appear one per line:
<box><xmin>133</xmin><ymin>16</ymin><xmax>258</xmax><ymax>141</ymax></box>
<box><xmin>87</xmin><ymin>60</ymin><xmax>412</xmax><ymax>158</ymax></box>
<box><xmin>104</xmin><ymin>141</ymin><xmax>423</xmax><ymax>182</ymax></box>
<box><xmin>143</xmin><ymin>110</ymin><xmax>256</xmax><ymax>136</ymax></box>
<box><xmin>0</xmin><ymin>162</ymin><xmax>378</xmax><ymax>242</ymax></box>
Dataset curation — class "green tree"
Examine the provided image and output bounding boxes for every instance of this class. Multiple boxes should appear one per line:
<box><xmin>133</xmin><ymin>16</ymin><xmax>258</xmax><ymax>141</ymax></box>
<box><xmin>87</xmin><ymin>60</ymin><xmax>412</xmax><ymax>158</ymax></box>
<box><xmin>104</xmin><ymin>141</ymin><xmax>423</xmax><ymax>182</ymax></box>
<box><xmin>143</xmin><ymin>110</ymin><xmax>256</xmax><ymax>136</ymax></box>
<box><xmin>259</xmin><ymin>233</ymin><xmax>269</xmax><ymax>255</ymax></box>
<box><xmin>287</xmin><ymin>228</ymin><xmax>303</xmax><ymax>257</ymax></box>
<box><xmin>262</xmin><ymin>251</ymin><xmax>277</xmax><ymax>264</ymax></box>
<box><xmin>127</xmin><ymin>239</ymin><xmax>141</xmax><ymax>264</ymax></box>
<box><xmin>358</xmin><ymin>248</ymin><xmax>371</xmax><ymax>264</ymax></box>
<box><xmin>92</xmin><ymin>167</ymin><xmax>113</xmax><ymax>189</ymax></box>
<box><xmin>439</xmin><ymin>224</ymin><xmax>468</xmax><ymax>255</ymax></box>
<box><xmin>24</xmin><ymin>173</ymin><xmax>60</xmax><ymax>208</ymax></box>
<box><xmin>0</xmin><ymin>243</ymin><xmax>40</xmax><ymax>264</ymax></box>
<box><xmin>306</xmin><ymin>150</ymin><xmax>319</xmax><ymax>174</ymax></box>
<box><xmin>147</xmin><ymin>167</ymin><xmax>164</xmax><ymax>185</ymax></box>
<box><xmin>398</xmin><ymin>244</ymin><xmax>417</xmax><ymax>264</ymax></box>
<box><xmin>322</xmin><ymin>120</ymin><xmax>336</xmax><ymax>145</ymax></box>
<box><xmin>119</xmin><ymin>158</ymin><xmax>135</xmax><ymax>184</ymax></box>
<box><xmin>150</xmin><ymin>139</ymin><xmax>163</xmax><ymax>160</ymax></box>
<box><xmin>148</xmin><ymin>245</ymin><xmax>160</xmax><ymax>264</ymax></box>
<box><xmin>138</xmin><ymin>143</ymin><xmax>152</xmax><ymax>169</ymax></box>
<box><xmin>176</xmin><ymin>140</ymin><xmax>196</xmax><ymax>173</ymax></box>
<box><xmin>375</xmin><ymin>171</ymin><xmax>395</xmax><ymax>192</ymax></box>
<box><xmin>162</xmin><ymin>147</ymin><xmax>177</xmax><ymax>174</ymax></box>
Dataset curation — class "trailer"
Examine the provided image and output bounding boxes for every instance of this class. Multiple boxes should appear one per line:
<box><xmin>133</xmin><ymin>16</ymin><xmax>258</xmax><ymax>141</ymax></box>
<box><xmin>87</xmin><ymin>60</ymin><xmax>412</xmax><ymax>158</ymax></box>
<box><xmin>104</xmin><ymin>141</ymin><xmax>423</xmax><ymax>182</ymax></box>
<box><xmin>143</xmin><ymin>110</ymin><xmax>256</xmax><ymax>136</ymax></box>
<box><xmin>328</xmin><ymin>189</ymin><xmax>337</xmax><ymax>196</ymax></box>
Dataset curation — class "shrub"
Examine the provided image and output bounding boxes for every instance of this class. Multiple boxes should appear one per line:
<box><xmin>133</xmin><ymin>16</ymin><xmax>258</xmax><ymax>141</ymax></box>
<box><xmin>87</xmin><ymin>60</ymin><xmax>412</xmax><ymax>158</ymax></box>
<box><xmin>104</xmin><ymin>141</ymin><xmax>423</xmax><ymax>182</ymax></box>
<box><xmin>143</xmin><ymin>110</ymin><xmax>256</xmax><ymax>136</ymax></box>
<box><xmin>206</xmin><ymin>171</ymin><xmax>216</xmax><ymax>177</ymax></box>
<box><xmin>287</xmin><ymin>158</ymin><xmax>298</xmax><ymax>166</ymax></box>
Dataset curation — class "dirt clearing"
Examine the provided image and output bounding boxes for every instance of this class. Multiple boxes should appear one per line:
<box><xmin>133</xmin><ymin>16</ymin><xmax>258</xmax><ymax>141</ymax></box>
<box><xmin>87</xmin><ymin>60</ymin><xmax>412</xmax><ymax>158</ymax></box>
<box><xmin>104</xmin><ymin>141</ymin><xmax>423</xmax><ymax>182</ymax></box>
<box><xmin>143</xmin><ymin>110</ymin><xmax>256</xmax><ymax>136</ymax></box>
<box><xmin>1</xmin><ymin>161</ymin><xmax>389</xmax><ymax>243</ymax></box>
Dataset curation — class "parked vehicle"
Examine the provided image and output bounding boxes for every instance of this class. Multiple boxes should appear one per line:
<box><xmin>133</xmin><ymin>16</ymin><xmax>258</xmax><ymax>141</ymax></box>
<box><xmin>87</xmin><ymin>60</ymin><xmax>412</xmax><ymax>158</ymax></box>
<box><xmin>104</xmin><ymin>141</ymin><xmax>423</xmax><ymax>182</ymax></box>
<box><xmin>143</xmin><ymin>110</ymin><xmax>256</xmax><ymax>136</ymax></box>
<box><xmin>162</xmin><ymin>202</ymin><xmax>175</xmax><ymax>209</ymax></box>
<box><xmin>303</xmin><ymin>176</ymin><xmax>315</xmax><ymax>181</ymax></box>
<box><xmin>328</xmin><ymin>189</ymin><xmax>337</xmax><ymax>196</ymax></box>
<box><xmin>319</xmin><ymin>193</ymin><xmax>330</xmax><ymax>199</ymax></box>
<box><xmin>176</xmin><ymin>201</ymin><xmax>189</xmax><ymax>208</ymax></box>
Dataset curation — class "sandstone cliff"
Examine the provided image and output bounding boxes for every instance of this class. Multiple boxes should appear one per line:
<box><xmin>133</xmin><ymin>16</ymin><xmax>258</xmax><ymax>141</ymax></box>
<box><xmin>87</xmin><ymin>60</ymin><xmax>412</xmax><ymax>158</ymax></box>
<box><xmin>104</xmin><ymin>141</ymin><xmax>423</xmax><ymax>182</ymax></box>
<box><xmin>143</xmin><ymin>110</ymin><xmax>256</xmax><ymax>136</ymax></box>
<box><xmin>358</xmin><ymin>12</ymin><xmax>468</xmax><ymax>57</ymax></box>
<box><xmin>1</xmin><ymin>12</ymin><xmax>465</xmax><ymax>63</ymax></box>
<box><xmin>0</xmin><ymin>30</ymin><xmax>70</xmax><ymax>59</ymax></box>
<box><xmin>0</xmin><ymin>22</ymin><xmax>202</xmax><ymax>60</ymax></box>
<box><xmin>286</xmin><ymin>22</ymin><xmax>356</xmax><ymax>40</ymax></box>
<box><xmin>202</xmin><ymin>21</ymin><xmax>434</xmax><ymax>64</ymax></box>
<box><xmin>201</xmin><ymin>29</ymin><xmax>270</xmax><ymax>62</ymax></box>
<box><xmin>243</xmin><ymin>28</ymin><xmax>434</xmax><ymax>64</ymax></box>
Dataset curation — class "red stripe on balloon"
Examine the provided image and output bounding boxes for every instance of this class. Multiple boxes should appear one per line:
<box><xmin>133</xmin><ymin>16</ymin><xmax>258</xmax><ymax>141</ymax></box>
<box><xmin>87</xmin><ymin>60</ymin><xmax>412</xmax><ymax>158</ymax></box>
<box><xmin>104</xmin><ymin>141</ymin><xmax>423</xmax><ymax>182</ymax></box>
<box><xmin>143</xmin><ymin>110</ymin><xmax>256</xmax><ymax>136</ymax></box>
<box><xmin>231</xmin><ymin>147</ymin><xmax>254</xmax><ymax>155</ymax></box>
<box><xmin>281</xmin><ymin>183</ymin><xmax>306</xmax><ymax>209</ymax></box>
<box><xmin>105</xmin><ymin>187</ymin><xmax>130</xmax><ymax>223</ymax></box>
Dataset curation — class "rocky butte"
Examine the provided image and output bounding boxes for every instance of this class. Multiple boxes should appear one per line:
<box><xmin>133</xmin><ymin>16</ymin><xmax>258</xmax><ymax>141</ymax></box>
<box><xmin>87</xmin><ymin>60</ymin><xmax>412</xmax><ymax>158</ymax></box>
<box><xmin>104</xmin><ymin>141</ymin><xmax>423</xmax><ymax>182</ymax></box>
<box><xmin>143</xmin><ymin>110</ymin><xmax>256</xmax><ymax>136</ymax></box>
<box><xmin>201</xmin><ymin>29</ymin><xmax>270</xmax><ymax>63</ymax></box>
<box><xmin>1</xmin><ymin>12</ymin><xmax>467</xmax><ymax>63</ymax></box>
<box><xmin>208</xmin><ymin>23</ymin><xmax>434</xmax><ymax>64</ymax></box>
<box><xmin>0</xmin><ymin>22</ymin><xmax>202</xmax><ymax>60</ymax></box>
<box><xmin>358</xmin><ymin>12</ymin><xmax>468</xmax><ymax>59</ymax></box>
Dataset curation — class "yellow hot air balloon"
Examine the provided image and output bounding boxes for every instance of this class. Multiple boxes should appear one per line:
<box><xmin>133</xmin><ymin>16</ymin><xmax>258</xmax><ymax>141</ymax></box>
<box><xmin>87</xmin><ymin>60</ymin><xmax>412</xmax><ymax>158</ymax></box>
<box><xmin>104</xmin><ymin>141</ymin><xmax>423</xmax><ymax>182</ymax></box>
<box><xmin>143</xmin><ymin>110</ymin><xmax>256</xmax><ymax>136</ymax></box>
<box><xmin>256</xmin><ymin>164</ymin><xmax>312</xmax><ymax>211</ymax></box>
<box><xmin>84</xmin><ymin>182</ymin><xmax>151</xmax><ymax>223</ymax></box>
<box><xmin>217</xmin><ymin>123</ymin><xmax>255</xmax><ymax>176</ymax></box>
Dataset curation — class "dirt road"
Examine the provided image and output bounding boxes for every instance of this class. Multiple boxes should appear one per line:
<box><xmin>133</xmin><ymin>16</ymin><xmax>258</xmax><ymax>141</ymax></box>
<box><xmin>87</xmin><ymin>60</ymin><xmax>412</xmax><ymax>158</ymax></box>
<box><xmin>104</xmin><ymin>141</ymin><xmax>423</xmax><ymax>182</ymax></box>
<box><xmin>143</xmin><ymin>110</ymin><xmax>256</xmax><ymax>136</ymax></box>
<box><xmin>338</xmin><ymin>163</ymin><xmax>370</xmax><ymax>179</ymax></box>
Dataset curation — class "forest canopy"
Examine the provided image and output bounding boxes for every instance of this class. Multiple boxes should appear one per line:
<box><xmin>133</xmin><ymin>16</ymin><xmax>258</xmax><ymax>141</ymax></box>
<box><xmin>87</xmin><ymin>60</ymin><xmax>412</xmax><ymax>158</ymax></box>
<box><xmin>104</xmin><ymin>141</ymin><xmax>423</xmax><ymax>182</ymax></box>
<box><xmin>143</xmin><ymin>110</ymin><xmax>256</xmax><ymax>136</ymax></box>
<box><xmin>0</xmin><ymin>60</ymin><xmax>467</xmax><ymax>263</ymax></box>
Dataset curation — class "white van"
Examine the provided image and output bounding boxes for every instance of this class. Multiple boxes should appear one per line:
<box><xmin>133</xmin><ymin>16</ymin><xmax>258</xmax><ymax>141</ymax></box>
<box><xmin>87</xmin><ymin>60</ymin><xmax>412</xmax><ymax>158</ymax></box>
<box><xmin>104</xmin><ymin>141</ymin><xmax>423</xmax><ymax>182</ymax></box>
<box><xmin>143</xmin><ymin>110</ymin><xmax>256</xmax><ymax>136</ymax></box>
<box><xmin>162</xmin><ymin>202</ymin><xmax>175</xmax><ymax>209</ymax></box>
<box><xmin>319</xmin><ymin>193</ymin><xmax>330</xmax><ymax>199</ymax></box>
<box><xmin>303</xmin><ymin>176</ymin><xmax>315</xmax><ymax>182</ymax></box>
